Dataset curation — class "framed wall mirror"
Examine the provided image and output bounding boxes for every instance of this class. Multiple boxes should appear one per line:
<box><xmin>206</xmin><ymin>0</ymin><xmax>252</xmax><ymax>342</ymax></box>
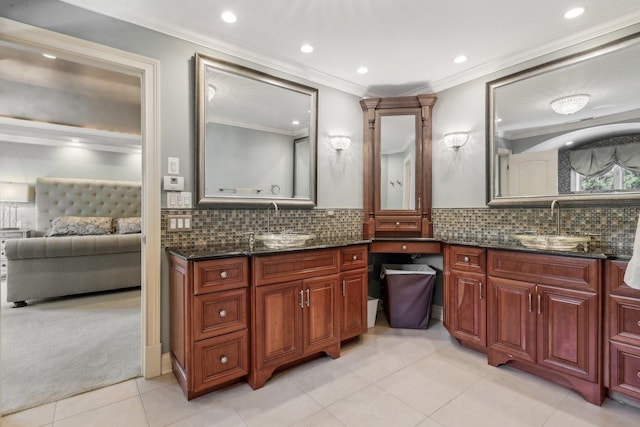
<box><xmin>195</xmin><ymin>53</ymin><xmax>318</xmax><ymax>207</ymax></box>
<box><xmin>487</xmin><ymin>33</ymin><xmax>640</xmax><ymax>206</ymax></box>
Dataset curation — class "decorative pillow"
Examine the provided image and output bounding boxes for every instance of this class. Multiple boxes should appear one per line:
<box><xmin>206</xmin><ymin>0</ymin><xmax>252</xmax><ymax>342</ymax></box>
<box><xmin>115</xmin><ymin>217</ymin><xmax>142</xmax><ymax>234</ymax></box>
<box><xmin>46</xmin><ymin>216</ymin><xmax>113</xmax><ymax>236</ymax></box>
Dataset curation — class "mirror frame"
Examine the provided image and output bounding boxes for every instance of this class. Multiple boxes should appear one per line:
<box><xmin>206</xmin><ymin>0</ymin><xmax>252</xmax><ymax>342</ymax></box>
<box><xmin>487</xmin><ymin>33</ymin><xmax>640</xmax><ymax>207</ymax></box>
<box><xmin>195</xmin><ymin>53</ymin><xmax>318</xmax><ymax>208</ymax></box>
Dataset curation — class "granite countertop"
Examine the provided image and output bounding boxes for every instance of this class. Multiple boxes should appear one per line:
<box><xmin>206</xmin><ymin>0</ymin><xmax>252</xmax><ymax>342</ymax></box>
<box><xmin>167</xmin><ymin>236</ymin><xmax>372</xmax><ymax>261</ymax></box>
<box><xmin>167</xmin><ymin>235</ymin><xmax>633</xmax><ymax>261</ymax></box>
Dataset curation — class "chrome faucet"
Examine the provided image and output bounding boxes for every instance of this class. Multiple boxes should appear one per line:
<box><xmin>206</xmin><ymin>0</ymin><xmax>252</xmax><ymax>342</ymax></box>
<box><xmin>266</xmin><ymin>201</ymin><xmax>279</xmax><ymax>233</ymax></box>
<box><xmin>550</xmin><ymin>199</ymin><xmax>560</xmax><ymax>235</ymax></box>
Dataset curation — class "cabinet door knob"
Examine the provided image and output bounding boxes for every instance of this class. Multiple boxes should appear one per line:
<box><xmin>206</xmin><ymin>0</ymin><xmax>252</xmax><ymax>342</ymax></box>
<box><xmin>220</xmin><ymin>356</ymin><xmax>228</xmax><ymax>364</ymax></box>
<box><xmin>395</xmin><ymin>222</ymin><xmax>400</xmax><ymax>227</ymax></box>
<box><xmin>219</xmin><ymin>309</ymin><xmax>227</xmax><ymax>318</ymax></box>
<box><xmin>637</xmin><ymin>320</ymin><xmax>640</xmax><ymax>327</ymax></box>
<box><xmin>463</xmin><ymin>256</ymin><xmax>470</xmax><ymax>262</ymax></box>
<box><xmin>220</xmin><ymin>271</ymin><xmax>228</xmax><ymax>279</ymax></box>
<box><xmin>637</xmin><ymin>371</ymin><xmax>640</xmax><ymax>379</ymax></box>
<box><xmin>352</xmin><ymin>255</ymin><xmax>358</xmax><ymax>261</ymax></box>
<box><xmin>402</xmin><ymin>245</ymin><xmax>407</xmax><ymax>251</ymax></box>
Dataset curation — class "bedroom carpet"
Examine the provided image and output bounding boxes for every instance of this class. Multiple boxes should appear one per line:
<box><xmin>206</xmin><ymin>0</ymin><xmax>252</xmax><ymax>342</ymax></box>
<box><xmin>0</xmin><ymin>283</ymin><xmax>141</xmax><ymax>414</ymax></box>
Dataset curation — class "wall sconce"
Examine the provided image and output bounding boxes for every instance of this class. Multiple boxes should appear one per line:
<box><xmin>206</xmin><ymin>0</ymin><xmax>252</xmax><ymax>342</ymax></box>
<box><xmin>0</xmin><ymin>182</ymin><xmax>30</xmax><ymax>229</ymax></box>
<box><xmin>443</xmin><ymin>132</ymin><xmax>469</xmax><ymax>150</ymax></box>
<box><xmin>329</xmin><ymin>135</ymin><xmax>351</xmax><ymax>151</ymax></box>
<box><xmin>550</xmin><ymin>94</ymin><xmax>589</xmax><ymax>115</ymax></box>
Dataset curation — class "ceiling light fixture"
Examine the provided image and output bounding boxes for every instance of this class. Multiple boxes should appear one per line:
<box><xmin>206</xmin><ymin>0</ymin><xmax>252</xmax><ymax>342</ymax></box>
<box><xmin>453</xmin><ymin>55</ymin><xmax>467</xmax><ymax>64</ymax></box>
<box><xmin>565</xmin><ymin>141</ymin><xmax>574</xmax><ymax>146</ymax></box>
<box><xmin>443</xmin><ymin>132</ymin><xmax>469</xmax><ymax>150</ymax></box>
<box><xmin>356</xmin><ymin>66</ymin><xmax>368</xmax><ymax>74</ymax></box>
<box><xmin>550</xmin><ymin>94</ymin><xmax>590</xmax><ymax>115</ymax></box>
<box><xmin>221</xmin><ymin>11</ymin><xmax>237</xmax><ymax>23</ymax></box>
<box><xmin>42</xmin><ymin>53</ymin><xmax>56</xmax><ymax>59</ymax></box>
<box><xmin>300</xmin><ymin>44</ymin><xmax>314</xmax><ymax>53</ymax></box>
<box><xmin>207</xmin><ymin>84</ymin><xmax>217</xmax><ymax>101</ymax></box>
<box><xmin>564</xmin><ymin>7</ymin><xmax>585</xmax><ymax>19</ymax></box>
<box><xmin>329</xmin><ymin>135</ymin><xmax>351</xmax><ymax>151</ymax></box>
<box><xmin>292</xmin><ymin>120</ymin><xmax>300</xmax><ymax>125</ymax></box>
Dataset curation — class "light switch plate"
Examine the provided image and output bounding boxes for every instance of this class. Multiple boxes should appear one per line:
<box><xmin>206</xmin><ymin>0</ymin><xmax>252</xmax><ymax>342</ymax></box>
<box><xmin>168</xmin><ymin>157</ymin><xmax>179</xmax><ymax>175</ymax></box>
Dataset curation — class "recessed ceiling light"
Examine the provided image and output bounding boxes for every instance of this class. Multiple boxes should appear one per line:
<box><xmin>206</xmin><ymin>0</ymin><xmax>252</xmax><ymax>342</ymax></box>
<box><xmin>70</xmin><ymin>138</ymin><xmax>80</xmax><ymax>143</ymax></box>
<box><xmin>300</xmin><ymin>44</ymin><xmax>314</xmax><ymax>53</ymax></box>
<box><xmin>42</xmin><ymin>53</ymin><xmax>56</xmax><ymax>59</ymax></box>
<box><xmin>453</xmin><ymin>55</ymin><xmax>468</xmax><ymax>64</ymax></box>
<box><xmin>564</xmin><ymin>7</ymin><xmax>585</xmax><ymax>19</ymax></box>
<box><xmin>356</xmin><ymin>66</ymin><xmax>368</xmax><ymax>74</ymax></box>
<box><xmin>292</xmin><ymin>120</ymin><xmax>300</xmax><ymax>125</ymax></box>
<box><xmin>221</xmin><ymin>11</ymin><xmax>237</xmax><ymax>23</ymax></box>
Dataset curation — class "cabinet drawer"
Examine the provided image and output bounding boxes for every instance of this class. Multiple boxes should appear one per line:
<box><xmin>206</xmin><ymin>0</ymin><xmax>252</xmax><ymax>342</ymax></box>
<box><xmin>252</xmin><ymin>248</ymin><xmax>339</xmax><ymax>286</ymax></box>
<box><xmin>607</xmin><ymin>260</ymin><xmax>640</xmax><ymax>298</ymax></box>
<box><xmin>487</xmin><ymin>250</ymin><xmax>599</xmax><ymax>292</ymax></box>
<box><xmin>610</xmin><ymin>295</ymin><xmax>640</xmax><ymax>346</ymax></box>
<box><xmin>194</xmin><ymin>257</ymin><xmax>248</xmax><ymax>295</ymax></box>
<box><xmin>448</xmin><ymin>245</ymin><xmax>486</xmax><ymax>274</ymax></box>
<box><xmin>609</xmin><ymin>341</ymin><xmax>640</xmax><ymax>400</ymax></box>
<box><xmin>375</xmin><ymin>217</ymin><xmax>420</xmax><ymax>233</ymax></box>
<box><xmin>193</xmin><ymin>288</ymin><xmax>248</xmax><ymax>341</ymax></box>
<box><xmin>193</xmin><ymin>330</ymin><xmax>249</xmax><ymax>394</ymax></box>
<box><xmin>369</xmin><ymin>241</ymin><xmax>441</xmax><ymax>254</ymax></box>
<box><xmin>340</xmin><ymin>245</ymin><xmax>368</xmax><ymax>271</ymax></box>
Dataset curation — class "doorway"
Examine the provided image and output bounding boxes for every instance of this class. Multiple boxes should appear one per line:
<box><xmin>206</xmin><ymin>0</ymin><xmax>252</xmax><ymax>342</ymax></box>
<box><xmin>0</xmin><ymin>17</ymin><xmax>161</xmax><ymax>414</ymax></box>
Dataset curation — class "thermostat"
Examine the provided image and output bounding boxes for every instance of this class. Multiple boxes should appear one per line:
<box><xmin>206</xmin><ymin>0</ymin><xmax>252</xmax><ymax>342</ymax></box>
<box><xmin>163</xmin><ymin>175</ymin><xmax>184</xmax><ymax>191</ymax></box>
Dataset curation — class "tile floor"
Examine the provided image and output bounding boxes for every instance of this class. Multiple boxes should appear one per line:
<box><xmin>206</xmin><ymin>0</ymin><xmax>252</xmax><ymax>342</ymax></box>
<box><xmin>4</xmin><ymin>316</ymin><xmax>640</xmax><ymax>427</ymax></box>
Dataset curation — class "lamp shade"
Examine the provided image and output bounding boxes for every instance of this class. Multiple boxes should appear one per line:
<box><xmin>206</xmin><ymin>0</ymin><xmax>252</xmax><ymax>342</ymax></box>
<box><xmin>443</xmin><ymin>132</ymin><xmax>469</xmax><ymax>149</ymax></box>
<box><xmin>330</xmin><ymin>135</ymin><xmax>351</xmax><ymax>151</ymax></box>
<box><xmin>0</xmin><ymin>182</ymin><xmax>30</xmax><ymax>202</ymax></box>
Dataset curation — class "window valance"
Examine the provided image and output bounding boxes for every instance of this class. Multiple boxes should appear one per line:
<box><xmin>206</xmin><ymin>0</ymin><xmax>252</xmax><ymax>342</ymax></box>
<box><xmin>569</xmin><ymin>142</ymin><xmax>640</xmax><ymax>176</ymax></box>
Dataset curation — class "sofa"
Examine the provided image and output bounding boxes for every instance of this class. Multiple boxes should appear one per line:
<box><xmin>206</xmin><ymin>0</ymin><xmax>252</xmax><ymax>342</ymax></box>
<box><xmin>4</xmin><ymin>177</ymin><xmax>142</xmax><ymax>307</ymax></box>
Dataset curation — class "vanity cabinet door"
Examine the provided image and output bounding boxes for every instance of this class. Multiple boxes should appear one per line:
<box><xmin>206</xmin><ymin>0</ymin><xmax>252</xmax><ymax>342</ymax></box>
<box><xmin>537</xmin><ymin>285</ymin><xmax>598</xmax><ymax>381</ymax></box>
<box><xmin>254</xmin><ymin>281</ymin><xmax>304</xmax><ymax>368</ymax></box>
<box><xmin>303</xmin><ymin>275</ymin><xmax>340</xmax><ymax>354</ymax></box>
<box><xmin>340</xmin><ymin>269</ymin><xmax>368</xmax><ymax>340</ymax></box>
<box><xmin>488</xmin><ymin>276</ymin><xmax>536</xmax><ymax>365</ymax></box>
<box><xmin>449</xmin><ymin>270</ymin><xmax>486</xmax><ymax>348</ymax></box>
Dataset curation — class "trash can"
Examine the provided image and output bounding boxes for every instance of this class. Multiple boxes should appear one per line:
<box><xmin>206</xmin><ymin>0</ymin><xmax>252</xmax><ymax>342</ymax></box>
<box><xmin>381</xmin><ymin>264</ymin><xmax>436</xmax><ymax>329</ymax></box>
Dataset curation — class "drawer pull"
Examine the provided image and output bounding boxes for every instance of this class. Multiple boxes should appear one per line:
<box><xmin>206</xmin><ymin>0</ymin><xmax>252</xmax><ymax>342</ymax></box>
<box><xmin>395</xmin><ymin>222</ymin><xmax>401</xmax><ymax>227</ymax></box>
<box><xmin>637</xmin><ymin>371</ymin><xmax>640</xmax><ymax>379</ymax></box>
<box><xmin>463</xmin><ymin>256</ymin><xmax>470</xmax><ymax>262</ymax></box>
<box><xmin>342</xmin><ymin>280</ymin><xmax>346</xmax><ymax>296</ymax></box>
<box><xmin>479</xmin><ymin>282</ymin><xmax>483</xmax><ymax>299</ymax></box>
<box><xmin>637</xmin><ymin>320</ymin><xmax>640</xmax><ymax>328</ymax></box>
<box><xmin>306</xmin><ymin>288</ymin><xmax>310</xmax><ymax>307</ymax></box>
<box><xmin>219</xmin><ymin>309</ymin><xmax>227</xmax><ymax>318</ymax></box>
<box><xmin>220</xmin><ymin>356</ymin><xmax>229</xmax><ymax>364</ymax></box>
<box><xmin>537</xmin><ymin>294</ymin><xmax>541</xmax><ymax>314</ymax></box>
<box><xmin>220</xmin><ymin>271</ymin><xmax>228</xmax><ymax>279</ymax></box>
<box><xmin>402</xmin><ymin>245</ymin><xmax>407</xmax><ymax>251</ymax></box>
<box><xmin>352</xmin><ymin>255</ymin><xmax>358</xmax><ymax>261</ymax></box>
<box><xmin>528</xmin><ymin>293</ymin><xmax>532</xmax><ymax>313</ymax></box>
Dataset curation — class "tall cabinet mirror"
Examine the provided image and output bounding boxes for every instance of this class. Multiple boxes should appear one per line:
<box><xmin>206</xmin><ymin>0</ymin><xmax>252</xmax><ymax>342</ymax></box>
<box><xmin>361</xmin><ymin>95</ymin><xmax>437</xmax><ymax>238</ymax></box>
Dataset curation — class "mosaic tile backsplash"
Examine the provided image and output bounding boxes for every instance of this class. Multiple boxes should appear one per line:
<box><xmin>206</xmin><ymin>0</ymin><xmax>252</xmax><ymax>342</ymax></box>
<box><xmin>161</xmin><ymin>206</ymin><xmax>639</xmax><ymax>253</ymax></box>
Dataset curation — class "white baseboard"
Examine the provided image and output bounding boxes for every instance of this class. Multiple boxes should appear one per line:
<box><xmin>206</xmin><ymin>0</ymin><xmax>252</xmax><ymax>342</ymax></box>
<box><xmin>161</xmin><ymin>352</ymin><xmax>173</xmax><ymax>376</ymax></box>
<box><xmin>431</xmin><ymin>304</ymin><xmax>443</xmax><ymax>321</ymax></box>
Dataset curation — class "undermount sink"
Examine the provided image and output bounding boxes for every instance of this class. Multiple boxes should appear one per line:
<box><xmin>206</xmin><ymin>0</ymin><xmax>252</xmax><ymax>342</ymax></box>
<box><xmin>510</xmin><ymin>234</ymin><xmax>590</xmax><ymax>251</ymax></box>
<box><xmin>255</xmin><ymin>232</ymin><xmax>315</xmax><ymax>249</ymax></box>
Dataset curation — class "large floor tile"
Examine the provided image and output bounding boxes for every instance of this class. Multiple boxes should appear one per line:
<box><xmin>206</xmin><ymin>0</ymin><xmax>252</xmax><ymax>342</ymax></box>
<box><xmin>326</xmin><ymin>384</ymin><xmax>426</xmax><ymax>427</ymax></box>
<box><xmin>544</xmin><ymin>392</ymin><xmax>640</xmax><ymax>426</ymax></box>
<box><xmin>224</xmin><ymin>380</ymin><xmax>322</xmax><ymax>427</ymax></box>
<box><xmin>52</xmin><ymin>396</ymin><xmax>147</xmax><ymax>427</ymax></box>
<box><xmin>53</xmin><ymin>379</ymin><xmax>139</xmax><ymax>421</ymax></box>
<box><xmin>141</xmin><ymin>382</ymin><xmax>221</xmax><ymax>427</ymax></box>
<box><xmin>1</xmin><ymin>402</ymin><xmax>55</xmax><ymax>427</ymax></box>
<box><xmin>289</xmin><ymin>410</ymin><xmax>345</xmax><ymax>427</ymax></box>
<box><xmin>165</xmin><ymin>403</ymin><xmax>246</xmax><ymax>427</ymax></box>
<box><xmin>281</xmin><ymin>356</ymin><xmax>371</xmax><ymax>407</ymax></box>
<box><xmin>136</xmin><ymin>372</ymin><xmax>177</xmax><ymax>394</ymax></box>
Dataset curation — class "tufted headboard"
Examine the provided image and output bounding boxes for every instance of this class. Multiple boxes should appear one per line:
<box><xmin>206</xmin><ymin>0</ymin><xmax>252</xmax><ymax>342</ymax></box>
<box><xmin>35</xmin><ymin>177</ymin><xmax>142</xmax><ymax>234</ymax></box>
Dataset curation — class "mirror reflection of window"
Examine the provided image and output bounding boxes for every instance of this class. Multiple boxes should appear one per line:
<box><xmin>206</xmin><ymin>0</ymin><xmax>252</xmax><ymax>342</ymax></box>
<box><xmin>380</xmin><ymin>115</ymin><xmax>416</xmax><ymax>210</ymax></box>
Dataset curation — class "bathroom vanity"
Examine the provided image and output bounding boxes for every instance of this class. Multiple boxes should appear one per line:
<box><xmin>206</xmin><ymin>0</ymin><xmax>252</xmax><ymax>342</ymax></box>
<box><xmin>168</xmin><ymin>242</ymin><xmax>368</xmax><ymax>399</ymax></box>
<box><xmin>444</xmin><ymin>243</ymin><xmax>640</xmax><ymax>406</ymax></box>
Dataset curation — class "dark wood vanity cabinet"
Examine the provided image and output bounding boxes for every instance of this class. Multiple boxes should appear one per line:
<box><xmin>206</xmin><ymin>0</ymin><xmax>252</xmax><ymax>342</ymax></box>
<box><xmin>249</xmin><ymin>248</ymin><xmax>342</xmax><ymax>389</ymax></box>
<box><xmin>444</xmin><ymin>245</ymin><xmax>487</xmax><ymax>352</ymax></box>
<box><xmin>339</xmin><ymin>245</ymin><xmax>369</xmax><ymax>341</ymax></box>
<box><xmin>169</xmin><ymin>255</ymin><xmax>250</xmax><ymax>400</ymax></box>
<box><xmin>606</xmin><ymin>260</ymin><xmax>640</xmax><ymax>401</ymax></box>
<box><xmin>487</xmin><ymin>250</ymin><xmax>603</xmax><ymax>405</ymax></box>
<box><xmin>360</xmin><ymin>94</ymin><xmax>437</xmax><ymax>239</ymax></box>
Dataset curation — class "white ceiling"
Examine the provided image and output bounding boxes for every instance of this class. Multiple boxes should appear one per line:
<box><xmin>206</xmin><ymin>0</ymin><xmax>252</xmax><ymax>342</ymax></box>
<box><xmin>60</xmin><ymin>0</ymin><xmax>640</xmax><ymax>96</ymax></box>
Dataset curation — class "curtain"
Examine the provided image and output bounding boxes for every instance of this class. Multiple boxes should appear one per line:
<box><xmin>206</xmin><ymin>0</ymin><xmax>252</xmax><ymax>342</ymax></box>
<box><xmin>569</xmin><ymin>142</ymin><xmax>640</xmax><ymax>176</ymax></box>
